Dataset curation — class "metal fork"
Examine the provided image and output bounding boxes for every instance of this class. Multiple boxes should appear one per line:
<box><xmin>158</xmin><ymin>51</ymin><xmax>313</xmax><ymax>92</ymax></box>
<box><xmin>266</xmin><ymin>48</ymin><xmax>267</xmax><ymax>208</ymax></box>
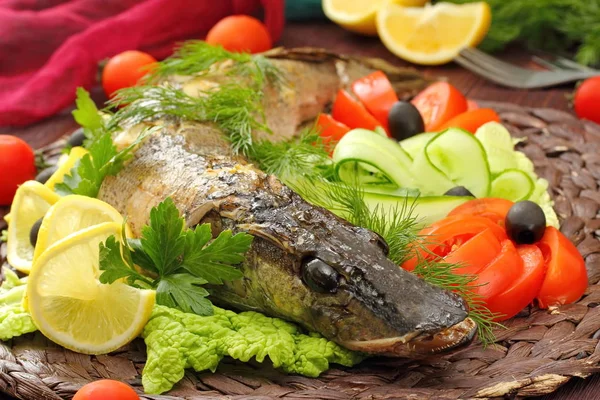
<box><xmin>455</xmin><ymin>47</ymin><xmax>599</xmax><ymax>89</ymax></box>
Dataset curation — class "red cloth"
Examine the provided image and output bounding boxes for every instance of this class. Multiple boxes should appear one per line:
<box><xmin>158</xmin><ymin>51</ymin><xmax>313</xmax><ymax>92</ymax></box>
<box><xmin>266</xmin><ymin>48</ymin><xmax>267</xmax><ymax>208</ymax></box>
<box><xmin>0</xmin><ymin>0</ymin><xmax>284</xmax><ymax>126</ymax></box>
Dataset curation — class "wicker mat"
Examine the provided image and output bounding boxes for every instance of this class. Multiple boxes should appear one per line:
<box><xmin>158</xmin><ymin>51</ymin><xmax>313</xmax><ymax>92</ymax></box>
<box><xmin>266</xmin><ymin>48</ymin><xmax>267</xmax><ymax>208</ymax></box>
<box><xmin>2</xmin><ymin>102</ymin><xmax>600</xmax><ymax>400</ymax></box>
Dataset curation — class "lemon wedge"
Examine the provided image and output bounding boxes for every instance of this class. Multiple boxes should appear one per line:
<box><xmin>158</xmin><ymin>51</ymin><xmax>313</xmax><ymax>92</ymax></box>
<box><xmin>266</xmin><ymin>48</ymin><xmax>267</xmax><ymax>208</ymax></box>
<box><xmin>323</xmin><ymin>0</ymin><xmax>428</xmax><ymax>36</ymax></box>
<box><xmin>32</xmin><ymin>195</ymin><xmax>126</xmax><ymax>262</ymax></box>
<box><xmin>27</xmin><ymin>222</ymin><xmax>155</xmax><ymax>355</ymax></box>
<box><xmin>6</xmin><ymin>181</ymin><xmax>60</xmax><ymax>273</ymax></box>
<box><xmin>376</xmin><ymin>2</ymin><xmax>491</xmax><ymax>65</ymax></box>
<box><xmin>44</xmin><ymin>146</ymin><xmax>88</xmax><ymax>190</ymax></box>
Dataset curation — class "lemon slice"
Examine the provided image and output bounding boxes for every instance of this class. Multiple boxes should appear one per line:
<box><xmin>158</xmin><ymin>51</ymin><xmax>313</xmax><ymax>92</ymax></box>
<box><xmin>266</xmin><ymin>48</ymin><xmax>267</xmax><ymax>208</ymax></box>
<box><xmin>376</xmin><ymin>2</ymin><xmax>491</xmax><ymax>65</ymax></box>
<box><xmin>323</xmin><ymin>0</ymin><xmax>428</xmax><ymax>36</ymax></box>
<box><xmin>32</xmin><ymin>195</ymin><xmax>126</xmax><ymax>262</ymax></box>
<box><xmin>27</xmin><ymin>222</ymin><xmax>155</xmax><ymax>355</ymax></box>
<box><xmin>45</xmin><ymin>146</ymin><xmax>89</xmax><ymax>190</ymax></box>
<box><xmin>6</xmin><ymin>181</ymin><xmax>61</xmax><ymax>273</ymax></box>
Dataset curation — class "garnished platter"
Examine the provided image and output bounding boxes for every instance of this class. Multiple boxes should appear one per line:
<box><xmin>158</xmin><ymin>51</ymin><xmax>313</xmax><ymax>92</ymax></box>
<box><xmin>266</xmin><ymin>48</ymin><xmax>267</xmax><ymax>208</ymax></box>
<box><xmin>1</xmin><ymin>44</ymin><xmax>600</xmax><ymax>400</ymax></box>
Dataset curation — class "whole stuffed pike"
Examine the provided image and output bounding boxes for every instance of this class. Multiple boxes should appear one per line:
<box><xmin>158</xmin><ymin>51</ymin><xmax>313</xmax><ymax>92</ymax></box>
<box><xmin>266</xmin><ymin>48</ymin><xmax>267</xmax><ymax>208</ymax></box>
<box><xmin>98</xmin><ymin>48</ymin><xmax>477</xmax><ymax>357</ymax></box>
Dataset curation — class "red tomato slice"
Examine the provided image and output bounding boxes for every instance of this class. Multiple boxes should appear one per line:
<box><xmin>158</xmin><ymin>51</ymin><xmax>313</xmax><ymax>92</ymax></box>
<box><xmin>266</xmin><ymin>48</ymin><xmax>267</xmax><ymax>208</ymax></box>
<box><xmin>536</xmin><ymin>227</ymin><xmax>588</xmax><ymax>308</ymax></box>
<box><xmin>73</xmin><ymin>379</ymin><xmax>139</xmax><ymax>400</ymax></box>
<box><xmin>402</xmin><ymin>215</ymin><xmax>507</xmax><ymax>271</ymax></box>
<box><xmin>411</xmin><ymin>82</ymin><xmax>468</xmax><ymax>132</ymax></box>
<box><xmin>316</xmin><ymin>113</ymin><xmax>350</xmax><ymax>144</ymax></box>
<box><xmin>470</xmin><ymin>239</ymin><xmax>523</xmax><ymax>301</ymax></box>
<box><xmin>351</xmin><ymin>71</ymin><xmax>398</xmax><ymax>132</ymax></box>
<box><xmin>332</xmin><ymin>89</ymin><xmax>383</xmax><ymax>132</ymax></box>
<box><xmin>436</xmin><ymin>108</ymin><xmax>501</xmax><ymax>134</ymax></box>
<box><xmin>0</xmin><ymin>135</ymin><xmax>36</xmax><ymax>205</ymax></box>
<box><xmin>448</xmin><ymin>198</ymin><xmax>514</xmax><ymax>227</ymax></box>
<box><xmin>486</xmin><ymin>244</ymin><xmax>545</xmax><ymax>321</ymax></box>
<box><xmin>444</xmin><ymin>228</ymin><xmax>502</xmax><ymax>275</ymax></box>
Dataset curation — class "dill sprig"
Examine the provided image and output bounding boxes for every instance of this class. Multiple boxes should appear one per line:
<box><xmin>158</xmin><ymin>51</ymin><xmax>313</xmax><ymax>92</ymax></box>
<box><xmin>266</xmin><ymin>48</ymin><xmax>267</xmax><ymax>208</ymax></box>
<box><xmin>147</xmin><ymin>41</ymin><xmax>282</xmax><ymax>87</ymax></box>
<box><xmin>249</xmin><ymin>128</ymin><xmax>333</xmax><ymax>180</ymax></box>
<box><xmin>107</xmin><ymin>84</ymin><xmax>268</xmax><ymax>155</ymax></box>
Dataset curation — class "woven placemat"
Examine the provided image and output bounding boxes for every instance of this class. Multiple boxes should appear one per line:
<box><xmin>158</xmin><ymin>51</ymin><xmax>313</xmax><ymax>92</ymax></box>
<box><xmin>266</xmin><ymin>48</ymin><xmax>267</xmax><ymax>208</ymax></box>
<box><xmin>2</xmin><ymin>102</ymin><xmax>600</xmax><ymax>400</ymax></box>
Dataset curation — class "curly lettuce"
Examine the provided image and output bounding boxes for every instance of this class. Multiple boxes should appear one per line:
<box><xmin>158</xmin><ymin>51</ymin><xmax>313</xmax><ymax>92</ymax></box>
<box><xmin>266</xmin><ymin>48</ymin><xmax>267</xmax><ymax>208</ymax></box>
<box><xmin>0</xmin><ymin>267</ymin><xmax>36</xmax><ymax>341</ymax></box>
<box><xmin>142</xmin><ymin>305</ymin><xmax>364</xmax><ymax>395</ymax></box>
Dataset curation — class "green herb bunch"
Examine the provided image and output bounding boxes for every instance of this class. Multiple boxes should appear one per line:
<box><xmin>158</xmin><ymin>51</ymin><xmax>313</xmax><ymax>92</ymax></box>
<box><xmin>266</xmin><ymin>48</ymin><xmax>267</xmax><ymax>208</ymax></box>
<box><xmin>441</xmin><ymin>0</ymin><xmax>600</xmax><ymax>66</ymax></box>
<box><xmin>99</xmin><ymin>197</ymin><xmax>253</xmax><ymax>316</ymax></box>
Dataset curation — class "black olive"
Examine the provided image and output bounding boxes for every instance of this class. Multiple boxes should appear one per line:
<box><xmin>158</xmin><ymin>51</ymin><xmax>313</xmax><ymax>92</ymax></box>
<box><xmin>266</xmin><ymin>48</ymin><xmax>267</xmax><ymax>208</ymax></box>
<box><xmin>29</xmin><ymin>217</ymin><xmax>44</xmax><ymax>247</ymax></box>
<box><xmin>444</xmin><ymin>186</ymin><xmax>475</xmax><ymax>197</ymax></box>
<box><xmin>387</xmin><ymin>101</ymin><xmax>425</xmax><ymax>141</ymax></box>
<box><xmin>301</xmin><ymin>258</ymin><xmax>339</xmax><ymax>293</ymax></box>
<box><xmin>505</xmin><ymin>201</ymin><xmax>546</xmax><ymax>244</ymax></box>
<box><xmin>67</xmin><ymin>128</ymin><xmax>86</xmax><ymax>147</ymax></box>
<box><xmin>35</xmin><ymin>165</ymin><xmax>58</xmax><ymax>184</ymax></box>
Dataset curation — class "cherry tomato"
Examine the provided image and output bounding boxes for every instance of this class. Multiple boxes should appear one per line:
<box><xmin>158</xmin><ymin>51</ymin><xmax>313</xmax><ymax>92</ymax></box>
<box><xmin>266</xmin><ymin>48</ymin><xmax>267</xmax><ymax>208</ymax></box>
<box><xmin>448</xmin><ymin>198</ymin><xmax>514</xmax><ymax>227</ymax></box>
<box><xmin>467</xmin><ymin>99</ymin><xmax>479</xmax><ymax>111</ymax></box>
<box><xmin>332</xmin><ymin>89</ymin><xmax>383</xmax><ymax>132</ymax></box>
<box><xmin>573</xmin><ymin>76</ymin><xmax>600</xmax><ymax>124</ymax></box>
<box><xmin>0</xmin><ymin>135</ymin><xmax>36</xmax><ymax>205</ymax></box>
<box><xmin>402</xmin><ymin>215</ymin><xmax>507</xmax><ymax>271</ymax></box>
<box><xmin>436</xmin><ymin>108</ymin><xmax>501</xmax><ymax>134</ymax></box>
<box><xmin>536</xmin><ymin>227</ymin><xmax>588</xmax><ymax>308</ymax></box>
<box><xmin>73</xmin><ymin>380</ymin><xmax>139</xmax><ymax>400</ymax></box>
<box><xmin>411</xmin><ymin>82</ymin><xmax>468</xmax><ymax>132</ymax></box>
<box><xmin>206</xmin><ymin>15</ymin><xmax>272</xmax><ymax>54</ymax></box>
<box><xmin>102</xmin><ymin>50</ymin><xmax>157</xmax><ymax>99</ymax></box>
<box><xmin>316</xmin><ymin>113</ymin><xmax>350</xmax><ymax>144</ymax></box>
<box><xmin>486</xmin><ymin>244</ymin><xmax>546</xmax><ymax>321</ymax></box>
<box><xmin>470</xmin><ymin>239</ymin><xmax>523</xmax><ymax>301</ymax></box>
<box><xmin>351</xmin><ymin>71</ymin><xmax>398</xmax><ymax>132</ymax></box>
<box><xmin>444</xmin><ymin>228</ymin><xmax>502</xmax><ymax>275</ymax></box>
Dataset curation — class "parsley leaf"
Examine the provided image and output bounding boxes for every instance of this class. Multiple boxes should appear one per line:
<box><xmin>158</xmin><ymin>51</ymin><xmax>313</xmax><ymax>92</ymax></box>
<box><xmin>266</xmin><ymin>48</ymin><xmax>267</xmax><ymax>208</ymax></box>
<box><xmin>156</xmin><ymin>274</ymin><xmax>212</xmax><ymax>316</ymax></box>
<box><xmin>99</xmin><ymin>197</ymin><xmax>253</xmax><ymax>316</ymax></box>
<box><xmin>54</xmin><ymin>129</ymin><xmax>151</xmax><ymax>198</ymax></box>
<box><xmin>72</xmin><ymin>87</ymin><xmax>107</xmax><ymax>145</ymax></box>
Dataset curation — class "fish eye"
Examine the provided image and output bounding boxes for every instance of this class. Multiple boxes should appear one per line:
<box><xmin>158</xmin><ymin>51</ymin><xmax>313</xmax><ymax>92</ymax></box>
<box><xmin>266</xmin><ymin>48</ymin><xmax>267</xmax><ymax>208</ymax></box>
<box><xmin>373</xmin><ymin>232</ymin><xmax>390</xmax><ymax>256</ymax></box>
<box><xmin>301</xmin><ymin>258</ymin><xmax>340</xmax><ymax>293</ymax></box>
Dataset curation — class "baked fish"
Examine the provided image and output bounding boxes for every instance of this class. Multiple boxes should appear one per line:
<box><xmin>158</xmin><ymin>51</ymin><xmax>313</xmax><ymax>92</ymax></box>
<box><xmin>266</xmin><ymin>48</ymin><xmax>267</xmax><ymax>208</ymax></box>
<box><xmin>98</xmin><ymin>48</ymin><xmax>477</xmax><ymax>357</ymax></box>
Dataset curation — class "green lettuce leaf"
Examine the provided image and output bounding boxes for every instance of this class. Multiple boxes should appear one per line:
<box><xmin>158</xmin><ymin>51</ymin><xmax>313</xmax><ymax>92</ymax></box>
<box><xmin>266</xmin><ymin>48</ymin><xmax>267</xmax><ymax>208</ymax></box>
<box><xmin>0</xmin><ymin>268</ymin><xmax>37</xmax><ymax>341</ymax></box>
<box><xmin>141</xmin><ymin>305</ymin><xmax>364</xmax><ymax>395</ymax></box>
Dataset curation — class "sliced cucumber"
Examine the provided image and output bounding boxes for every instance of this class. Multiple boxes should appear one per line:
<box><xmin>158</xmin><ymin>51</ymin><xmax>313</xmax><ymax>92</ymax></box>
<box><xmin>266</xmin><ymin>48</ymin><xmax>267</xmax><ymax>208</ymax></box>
<box><xmin>490</xmin><ymin>169</ymin><xmax>534</xmax><ymax>201</ymax></box>
<box><xmin>410</xmin><ymin>128</ymin><xmax>491</xmax><ymax>198</ymax></box>
<box><xmin>363</xmin><ymin>192</ymin><xmax>473</xmax><ymax>227</ymax></box>
<box><xmin>333</xmin><ymin>129</ymin><xmax>415</xmax><ymax>188</ymax></box>
<box><xmin>399</xmin><ymin>132</ymin><xmax>437</xmax><ymax>159</ymax></box>
<box><xmin>475</xmin><ymin>122</ymin><xmax>518</xmax><ymax>174</ymax></box>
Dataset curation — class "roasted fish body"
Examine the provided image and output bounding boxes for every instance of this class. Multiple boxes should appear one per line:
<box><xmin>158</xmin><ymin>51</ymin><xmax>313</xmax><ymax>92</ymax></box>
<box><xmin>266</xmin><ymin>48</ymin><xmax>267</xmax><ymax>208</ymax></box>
<box><xmin>99</xmin><ymin>49</ymin><xmax>476</xmax><ymax>357</ymax></box>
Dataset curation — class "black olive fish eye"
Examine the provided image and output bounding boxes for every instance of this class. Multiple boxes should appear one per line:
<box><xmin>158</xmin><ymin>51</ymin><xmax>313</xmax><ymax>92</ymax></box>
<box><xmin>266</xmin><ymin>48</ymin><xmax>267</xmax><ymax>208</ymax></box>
<box><xmin>301</xmin><ymin>258</ymin><xmax>340</xmax><ymax>293</ymax></box>
<box><xmin>388</xmin><ymin>101</ymin><xmax>425</xmax><ymax>141</ymax></box>
<box><xmin>444</xmin><ymin>186</ymin><xmax>475</xmax><ymax>197</ymax></box>
<box><xmin>505</xmin><ymin>200</ymin><xmax>546</xmax><ymax>244</ymax></box>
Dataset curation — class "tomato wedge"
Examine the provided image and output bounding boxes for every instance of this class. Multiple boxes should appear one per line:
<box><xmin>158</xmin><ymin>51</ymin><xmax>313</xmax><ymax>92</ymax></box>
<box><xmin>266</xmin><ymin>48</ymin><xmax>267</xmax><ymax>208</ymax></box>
<box><xmin>536</xmin><ymin>227</ymin><xmax>588</xmax><ymax>308</ymax></box>
<box><xmin>411</xmin><ymin>82</ymin><xmax>468</xmax><ymax>132</ymax></box>
<box><xmin>486</xmin><ymin>244</ymin><xmax>545</xmax><ymax>321</ymax></box>
<box><xmin>316</xmin><ymin>113</ymin><xmax>350</xmax><ymax>143</ymax></box>
<box><xmin>402</xmin><ymin>215</ymin><xmax>507</xmax><ymax>271</ymax></box>
<box><xmin>436</xmin><ymin>108</ymin><xmax>501</xmax><ymax>134</ymax></box>
<box><xmin>332</xmin><ymin>89</ymin><xmax>382</xmax><ymax>132</ymax></box>
<box><xmin>351</xmin><ymin>71</ymin><xmax>398</xmax><ymax>132</ymax></box>
<box><xmin>444</xmin><ymin>228</ymin><xmax>502</xmax><ymax>275</ymax></box>
<box><xmin>448</xmin><ymin>198</ymin><xmax>514</xmax><ymax>227</ymax></box>
<box><xmin>470</xmin><ymin>239</ymin><xmax>523</xmax><ymax>301</ymax></box>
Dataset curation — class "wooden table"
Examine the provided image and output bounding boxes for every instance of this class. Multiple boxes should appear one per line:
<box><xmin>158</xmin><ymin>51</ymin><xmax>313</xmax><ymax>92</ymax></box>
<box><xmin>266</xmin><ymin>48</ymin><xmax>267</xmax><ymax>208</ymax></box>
<box><xmin>0</xmin><ymin>21</ymin><xmax>594</xmax><ymax>400</ymax></box>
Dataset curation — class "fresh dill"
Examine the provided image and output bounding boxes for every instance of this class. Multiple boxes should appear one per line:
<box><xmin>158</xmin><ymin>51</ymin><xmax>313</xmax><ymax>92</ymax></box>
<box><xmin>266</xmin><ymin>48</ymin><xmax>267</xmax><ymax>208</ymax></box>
<box><xmin>107</xmin><ymin>84</ymin><xmax>268</xmax><ymax>155</ymax></box>
<box><xmin>146</xmin><ymin>41</ymin><xmax>281</xmax><ymax>86</ymax></box>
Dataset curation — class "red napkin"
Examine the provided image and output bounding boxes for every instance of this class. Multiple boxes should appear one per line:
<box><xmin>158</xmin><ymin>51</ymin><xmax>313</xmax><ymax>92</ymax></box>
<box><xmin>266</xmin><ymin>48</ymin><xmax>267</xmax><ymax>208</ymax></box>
<box><xmin>0</xmin><ymin>0</ymin><xmax>284</xmax><ymax>127</ymax></box>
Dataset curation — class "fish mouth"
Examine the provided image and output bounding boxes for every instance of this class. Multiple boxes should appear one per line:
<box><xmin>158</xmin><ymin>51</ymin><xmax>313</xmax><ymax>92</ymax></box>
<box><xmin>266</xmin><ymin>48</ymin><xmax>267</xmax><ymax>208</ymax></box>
<box><xmin>339</xmin><ymin>318</ymin><xmax>477</xmax><ymax>357</ymax></box>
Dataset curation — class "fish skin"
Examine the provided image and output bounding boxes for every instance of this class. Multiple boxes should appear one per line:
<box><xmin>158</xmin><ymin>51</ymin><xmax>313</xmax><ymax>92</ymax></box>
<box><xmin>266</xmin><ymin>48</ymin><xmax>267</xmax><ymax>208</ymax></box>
<box><xmin>98</xmin><ymin>50</ymin><xmax>473</xmax><ymax>356</ymax></box>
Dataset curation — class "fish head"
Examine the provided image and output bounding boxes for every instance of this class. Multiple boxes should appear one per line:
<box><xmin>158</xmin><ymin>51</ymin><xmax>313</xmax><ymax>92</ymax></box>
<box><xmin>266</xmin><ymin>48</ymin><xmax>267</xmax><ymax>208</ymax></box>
<box><xmin>245</xmin><ymin>191</ymin><xmax>477</xmax><ymax>358</ymax></box>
